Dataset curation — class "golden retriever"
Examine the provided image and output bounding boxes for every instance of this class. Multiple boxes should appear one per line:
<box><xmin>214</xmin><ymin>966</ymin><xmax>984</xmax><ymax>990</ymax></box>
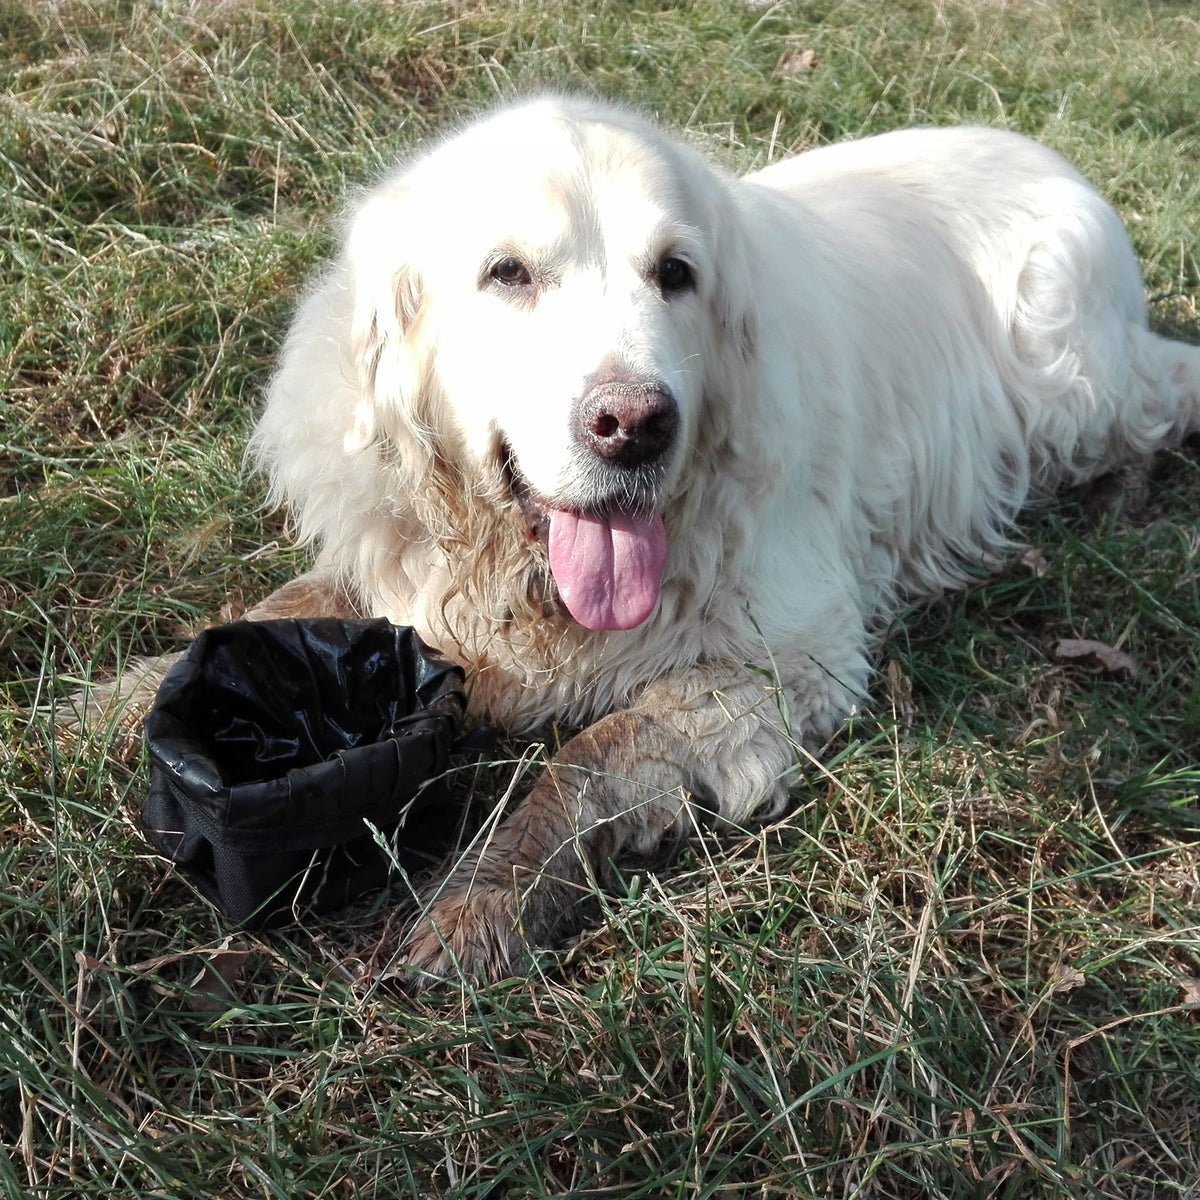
<box><xmin>143</xmin><ymin>97</ymin><xmax>1200</xmax><ymax>981</ymax></box>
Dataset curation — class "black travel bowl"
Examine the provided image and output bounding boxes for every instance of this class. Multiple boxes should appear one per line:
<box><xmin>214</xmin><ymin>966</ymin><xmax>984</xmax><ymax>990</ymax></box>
<box><xmin>140</xmin><ymin>618</ymin><xmax>466</xmax><ymax>927</ymax></box>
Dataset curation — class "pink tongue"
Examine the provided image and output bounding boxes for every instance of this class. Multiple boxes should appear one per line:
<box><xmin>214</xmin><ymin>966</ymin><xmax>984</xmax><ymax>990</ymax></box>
<box><xmin>547</xmin><ymin>509</ymin><xmax>667</xmax><ymax>631</ymax></box>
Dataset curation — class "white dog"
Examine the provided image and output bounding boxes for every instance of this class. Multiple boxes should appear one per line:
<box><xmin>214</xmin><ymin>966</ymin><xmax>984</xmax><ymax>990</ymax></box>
<box><xmin>240</xmin><ymin>96</ymin><xmax>1200</xmax><ymax>981</ymax></box>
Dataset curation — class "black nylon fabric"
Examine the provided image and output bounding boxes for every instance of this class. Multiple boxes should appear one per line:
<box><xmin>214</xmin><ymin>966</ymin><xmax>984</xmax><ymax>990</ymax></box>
<box><xmin>140</xmin><ymin>618</ymin><xmax>466</xmax><ymax>927</ymax></box>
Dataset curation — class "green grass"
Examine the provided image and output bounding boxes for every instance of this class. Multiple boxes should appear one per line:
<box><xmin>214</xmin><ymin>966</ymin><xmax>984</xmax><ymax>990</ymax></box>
<box><xmin>2</xmin><ymin>1</ymin><xmax>1199</xmax><ymax>1196</ymax></box>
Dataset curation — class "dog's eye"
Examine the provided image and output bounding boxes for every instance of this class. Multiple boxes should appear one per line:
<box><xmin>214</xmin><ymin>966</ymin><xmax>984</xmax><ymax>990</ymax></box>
<box><xmin>490</xmin><ymin>256</ymin><xmax>533</xmax><ymax>287</ymax></box>
<box><xmin>657</xmin><ymin>256</ymin><xmax>694</xmax><ymax>296</ymax></box>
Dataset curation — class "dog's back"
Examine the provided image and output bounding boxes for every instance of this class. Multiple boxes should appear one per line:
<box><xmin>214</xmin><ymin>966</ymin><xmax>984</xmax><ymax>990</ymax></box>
<box><xmin>740</xmin><ymin>125</ymin><xmax>1200</xmax><ymax>610</ymax></box>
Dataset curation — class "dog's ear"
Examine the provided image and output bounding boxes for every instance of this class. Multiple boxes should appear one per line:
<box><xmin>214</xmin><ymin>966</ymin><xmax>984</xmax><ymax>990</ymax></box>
<box><xmin>688</xmin><ymin>179</ymin><xmax>765</xmax><ymax>495</ymax></box>
<box><xmin>343</xmin><ymin>187</ymin><xmax>426</xmax><ymax>453</ymax></box>
<box><xmin>708</xmin><ymin>186</ymin><xmax>759</xmax><ymax>372</ymax></box>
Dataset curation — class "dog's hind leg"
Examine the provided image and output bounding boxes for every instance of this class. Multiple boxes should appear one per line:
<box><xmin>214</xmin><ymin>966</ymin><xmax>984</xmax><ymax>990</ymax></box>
<box><xmin>67</xmin><ymin>569</ymin><xmax>358</xmax><ymax>744</ymax></box>
<box><xmin>239</xmin><ymin>570</ymin><xmax>362</xmax><ymax>622</ymax></box>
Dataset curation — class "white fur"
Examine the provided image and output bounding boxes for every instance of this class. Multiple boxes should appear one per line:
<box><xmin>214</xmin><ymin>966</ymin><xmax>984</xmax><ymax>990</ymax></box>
<box><xmin>251</xmin><ymin>97</ymin><xmax>1200</xmax><ymax>828</ymax></box>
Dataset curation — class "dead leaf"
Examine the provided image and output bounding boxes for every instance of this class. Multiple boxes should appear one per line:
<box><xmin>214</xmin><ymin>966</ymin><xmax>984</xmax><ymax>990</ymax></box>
<box><xmin>187</xmin><ymin>949</ymin><xmax>254</xmax><ymax>1012</ymax></box>
<box><xmin>1050</xmin><ymin>968</ymin><xmax>1086</xmax><ymax>994</ymax></box>
<box><xmin>120</xmin><ymin>939</ymin><xmax>256</xmax><ymax>1011</ymax></box>
<box><xmin>220</xmin><ymin>592</ymin><xmax>248</xmax><ymax>623</ymax></box>
<box><xmin>1018</xmin><ymin>546</ymin><xmax>1049</xmax><ymax>577</ymax></box>
<box><xmin>778</xmin><ymin>48</ymin><xmax>820</xmax><ymax>73</ymax></box>
<box><xmin>1180</xmin><ymin>978</ymin><xmax>1200</xmax><ymax>1006</ymax></box>
<box><xmin>1052</xmin><ymin>638</ymin><xmax>1136</xmax><ymax>676</ymax></box>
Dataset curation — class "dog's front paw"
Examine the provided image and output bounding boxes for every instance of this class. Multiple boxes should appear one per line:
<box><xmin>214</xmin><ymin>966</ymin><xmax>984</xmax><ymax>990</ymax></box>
<box><xmin>400</xmin><ymin>883</ymin><xmax>531</xmax><ymax>988</ymax></box>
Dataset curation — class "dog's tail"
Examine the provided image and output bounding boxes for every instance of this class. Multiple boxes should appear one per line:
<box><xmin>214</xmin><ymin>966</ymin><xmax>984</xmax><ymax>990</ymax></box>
<box><xmin>1048</xmin><ymin>325</ymin><xmax>1200</xmax><ymax>482</ymax></box>
<box><xmin>1008</xmin><ymin>196</ymin><xmax>1200</xmax><ymax>482</ymax></box>
<box><xmin>1146</xmin><ymin>325</ymin><xmax>1200</xmax><ymax>426</ymax></box>
<box><xmin>1117</xmin><ymin>327</ymin><xmax>1200</xmax><ymax>458</ymax></box>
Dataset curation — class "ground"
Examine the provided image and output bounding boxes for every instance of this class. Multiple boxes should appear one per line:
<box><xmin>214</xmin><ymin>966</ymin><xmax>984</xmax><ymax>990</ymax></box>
<box><xmin>1</xmin><ymin>2</ymin><xmax>1198</xmax><ymax>1196</ymax></box>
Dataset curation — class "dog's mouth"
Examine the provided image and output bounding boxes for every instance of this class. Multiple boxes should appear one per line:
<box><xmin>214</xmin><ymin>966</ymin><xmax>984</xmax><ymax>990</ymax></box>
<box><xmin>503</xmin><ymin>451</ymin><xmax>667</xmax><ymax>632</ymax></box>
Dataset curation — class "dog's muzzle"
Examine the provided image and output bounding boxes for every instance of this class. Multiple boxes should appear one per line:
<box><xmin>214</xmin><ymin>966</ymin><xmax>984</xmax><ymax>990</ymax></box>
<box><xmin>503</xmin><ymin>375</ymin><xmax>679</xmax><ymax>633</ymax></box>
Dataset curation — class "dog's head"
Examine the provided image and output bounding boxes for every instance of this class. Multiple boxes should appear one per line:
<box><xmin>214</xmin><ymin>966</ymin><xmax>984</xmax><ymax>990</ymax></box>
<box><xmin>342</xmin><ymin>96</ymin><xmax>757</xmax><ymax>632</ymax></box>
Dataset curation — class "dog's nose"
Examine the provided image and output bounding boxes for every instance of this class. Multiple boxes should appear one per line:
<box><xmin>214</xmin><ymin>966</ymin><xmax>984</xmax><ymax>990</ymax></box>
<box><xmin>578</xmin><ymin>383</ymin><xmax>679</xmax><ymax>467</ymax></box>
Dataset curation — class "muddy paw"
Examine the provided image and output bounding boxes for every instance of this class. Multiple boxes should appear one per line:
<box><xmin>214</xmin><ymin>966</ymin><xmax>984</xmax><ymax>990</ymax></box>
<box><xmin>401</xmin><ymin>884</ymin><xmax>531</xmax><ymax>987</ymax></box>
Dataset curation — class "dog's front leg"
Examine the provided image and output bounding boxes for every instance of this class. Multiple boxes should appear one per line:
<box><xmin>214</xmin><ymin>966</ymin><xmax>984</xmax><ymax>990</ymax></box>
<box><xmin>401</xmin><ymin>662</ymin><xmax>836</xmax><ymax>985</ymax></box>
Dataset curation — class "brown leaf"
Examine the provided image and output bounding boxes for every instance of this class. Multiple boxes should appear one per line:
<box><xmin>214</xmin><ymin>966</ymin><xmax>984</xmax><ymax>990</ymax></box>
<box><xmin>778</xmin><ymin>48</ymin><xmax>820</xmax><ymax>73</ymax></box>
<box><xmin>124</xmin><ymin>940</ymin><xmax>255</xmax><ymax>1012</ymax></box>
<box><xmin>1052</xmin><ymin>637</ymin><xmax>1136</xmax><ymax>676</ymax></box>
<box><xmin>1018</xmin><ymin>546</ymin><xmax>1049</xmax><ymax>577</ymax></box>
<box><xmin>187</xmin><ymin>949</ymin><xmax>254</xmax><ymax>1012</ymax></box>
<box><xmin>1181</xmin><ymin>978</ymin><xmax>1200</xmax><ymax>1006</ymax></box>
<box><xmin>220</xmin><ymin>591</ymin><xmax>249</xmax><ymax>622</ymax></box>
<box><xmin>1050</xmin><ymin>967</ymin><xmax>1086</xmax><ymax>994</ymax></box>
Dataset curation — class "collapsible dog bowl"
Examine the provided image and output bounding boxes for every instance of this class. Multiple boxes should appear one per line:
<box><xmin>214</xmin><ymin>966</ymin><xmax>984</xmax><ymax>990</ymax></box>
<box><xmin>140</xmin><ymin>618</ymin><xmax>466</xmax><ymax>927</ymax></box>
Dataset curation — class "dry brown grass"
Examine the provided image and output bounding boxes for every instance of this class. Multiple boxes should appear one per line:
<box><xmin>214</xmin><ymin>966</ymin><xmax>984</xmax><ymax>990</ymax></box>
<box><xmin>2</xmin><ymin>1</ymin><xmax>1198</xmax><ymax>1196</ymax></box>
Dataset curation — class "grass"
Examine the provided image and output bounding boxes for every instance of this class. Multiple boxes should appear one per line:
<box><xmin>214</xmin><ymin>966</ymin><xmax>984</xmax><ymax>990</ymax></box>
<box><xmin>2</xmin><ymin>0</ymin><xmax>1199</xmax><ymax>1196</ymax></box>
